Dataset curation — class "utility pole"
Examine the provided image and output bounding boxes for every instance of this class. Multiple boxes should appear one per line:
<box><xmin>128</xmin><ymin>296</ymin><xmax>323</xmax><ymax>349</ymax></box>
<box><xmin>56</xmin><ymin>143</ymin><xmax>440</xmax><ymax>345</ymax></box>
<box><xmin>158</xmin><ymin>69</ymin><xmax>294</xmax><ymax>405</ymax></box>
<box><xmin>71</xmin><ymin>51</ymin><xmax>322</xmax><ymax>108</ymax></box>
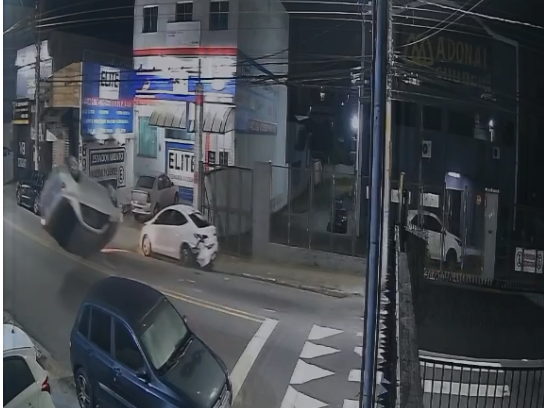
<box><xmin>193</xmin><ymin>58</ymin><xmax>205</xmax><ymax>210</ymax></box>
<box><xmin>361</xmin><ymin>0</ymin><xmax>389</xmax><ymax>407</ymax></box>
<box><xmin>33</xmin><ymin>0</ymin><xmax>42</xmax><ymax>171</ymax></box>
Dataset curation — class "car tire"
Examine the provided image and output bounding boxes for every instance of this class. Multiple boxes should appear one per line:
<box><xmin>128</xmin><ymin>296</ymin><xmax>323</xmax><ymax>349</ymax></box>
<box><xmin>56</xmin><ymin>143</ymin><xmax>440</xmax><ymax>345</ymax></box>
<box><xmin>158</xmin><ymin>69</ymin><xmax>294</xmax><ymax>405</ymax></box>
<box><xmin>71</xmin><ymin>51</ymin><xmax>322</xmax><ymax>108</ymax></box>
<box><xmin>446</xmin><ymin>249</ymin><xmax>457</xmax><ymax>271</ymax></box>
<box><xmin>142</xmin><ymin>235</ymin><xmax>153</xmax><ymax>257</ymax></box>
<box><xmin>179</xmin><ymin>243</ymin><xmax>194</xmax><ymax>267</ymax></box>
<box><xmin>16</xmin><ymin>188</ymin><xmax>22</xmax><ymax>206</ymax></box>
<box><xmin>67</xmin><ymin>156</ymin><xmax>81</xmax><ymax>182</ymax></box>
<box><xmin>33</xmin><ymin>193</ymin><xmax>40</xmax><ymax>215</ymax></box>
<box><xmin>174</xmin><ymin>193</ymin><xmax>179</xmax><ymax>204</ymax></box>
<box><xmin>75</xmin><ymin>367</ymin><xmax>95</xmax><ymax>408</ymax></box>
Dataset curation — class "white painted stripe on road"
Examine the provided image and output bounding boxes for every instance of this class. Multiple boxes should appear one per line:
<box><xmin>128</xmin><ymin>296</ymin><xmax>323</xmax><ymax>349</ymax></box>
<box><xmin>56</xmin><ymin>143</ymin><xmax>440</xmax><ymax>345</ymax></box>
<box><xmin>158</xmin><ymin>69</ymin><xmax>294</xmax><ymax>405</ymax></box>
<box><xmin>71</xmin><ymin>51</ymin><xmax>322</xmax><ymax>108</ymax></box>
<box><xmin>290</xmin><ymin>359</ymin><xmax>334</xmax><ymax>385</ymax></box>
<box><xmin>280</xmin><ymin>386</ymin><xmax>327</xmax><ymax>408</ymax></box>
<box><xmin>343</xmin><ymin>400</ymin><xmax>358</xmax><ymax>408</ymax></box>
<box><xmin>420</xmin><ymin>361</ymin><xmax>505</xmax><ymax>374</ymax></box>
<box><xmin>423</xmin><ymin>380</ymin><xmax>511</xmax><ymax>397</ymax></box>
<box><xmin>300</xmin><ymin>341</ymin><xmax>339</xmax><ymax>359</ymax></box>
<box><xmin>354</xmin><ymin>346</ymin><xmax>362</xmax><ymax>357</ymax></box>
<box><xmin>308</xmin><ymin>324</ymin><xmax>343</xmax><ymax>341</ymax></box>
<box><xmin>230</xmin><ymin>318</ymin><xmax>278</xmax><ymax>403</ymax></box>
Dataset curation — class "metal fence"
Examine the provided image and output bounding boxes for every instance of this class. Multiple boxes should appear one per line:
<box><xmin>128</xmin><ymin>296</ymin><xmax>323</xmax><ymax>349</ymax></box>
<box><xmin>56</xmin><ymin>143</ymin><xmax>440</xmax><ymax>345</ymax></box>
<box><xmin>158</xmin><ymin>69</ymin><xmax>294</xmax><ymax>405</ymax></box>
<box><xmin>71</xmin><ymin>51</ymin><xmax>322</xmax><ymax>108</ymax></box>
<box><xmin>201</xmin><ymin>163</ymin><xmax>253</xmax><ymax>257</ymax></box>
<box><xmin>419</xmin><ymin>355</ymin><xmax>544</xmax><ymax>408</ymax></box>
<box><xmin>269</xmin><ymin>163</ymin><xmax>365</xmax><ymax>257</ymax></box>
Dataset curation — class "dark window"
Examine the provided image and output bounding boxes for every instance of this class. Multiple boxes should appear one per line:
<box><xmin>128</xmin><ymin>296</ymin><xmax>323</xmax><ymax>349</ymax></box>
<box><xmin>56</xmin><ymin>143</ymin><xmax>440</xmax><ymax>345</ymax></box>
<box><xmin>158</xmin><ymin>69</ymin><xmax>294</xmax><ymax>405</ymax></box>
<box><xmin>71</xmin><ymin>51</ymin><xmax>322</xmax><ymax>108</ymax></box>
<box><xmin>171</xmin><ymin>210</ymin><xmax>188</xmax><ymax>226</ymax></box>
<box><xmin>209</xmin><ymin>1</ymin><xmax>229</xmax><ymax>31</ymax></box>
<box><xmin>90</xmin><ymin>308</ymin><xmax>112</xmax><ymax>354</ymax></box>
<box><xmin>78</xmin><ymin>306</ymin><xmax>91</xmax><ymax>338</ymax></box>
<box><xmin>143</xmin><ymin>6</ymin><xmax>159</xmax><ymax>33</ymax></box>
<box><xmin>155</xmin><ymin>209</ymin><xmax>176</xmax><ymax>225</ymax></box>
<box><xmin>175</xmin><ymin>2</ymin><xmax>193</xmax><ymax>22</ymax></box>
<box><xmin>4</xmin><ymin>356</ymin><xmax>35</xmax><ymax>406</ymax></box>
<box><xmin>189</xmin><ymin>212</ymin><xmax>211</xmax><ymax>228</ymax></box>
<box><xmin>136</xmin><ymin>175</ymin><xmax>156</xmax><ymax>189</ymax></box>
<box><xmin>447</xmin><ymin>110</ymin><xmax>473</xmax><ymax>137</ymax></box>
<box><xmin>114</xmin><ymin>320</ymin><xmax>144</xmax><ymax>371</ymax></box>
<box><xmin>165</xmin><ymin>128</ymin><xmax>194</xmax><ymax>141</ymax></box>
<box><xmin>158</xmin><ymin>175</ymin><xmax>171</xmax><ymax>190</ymax></box>
<box><xmin>393</xmin><ymin>101</ymin><xmax>418</xmax><ymax>127</ymax></box>
<box><xmin>424</xmin><ymin>215</ymin><xmax>442</xmax><ymax>233</ymax></box>
<box><xmin>423</xmin><ymin>106</ymin><xmax>442</xmax><ymax>131</ymax></box>
<box><xmin>219</xmin><ymin>151</ymin><xmax>229</xmax><ymax>166</ymax></box>
<box><xmin>207</xmin><ymin>151</ymin><xmax>216</xmax><ymax>164</ymax></box>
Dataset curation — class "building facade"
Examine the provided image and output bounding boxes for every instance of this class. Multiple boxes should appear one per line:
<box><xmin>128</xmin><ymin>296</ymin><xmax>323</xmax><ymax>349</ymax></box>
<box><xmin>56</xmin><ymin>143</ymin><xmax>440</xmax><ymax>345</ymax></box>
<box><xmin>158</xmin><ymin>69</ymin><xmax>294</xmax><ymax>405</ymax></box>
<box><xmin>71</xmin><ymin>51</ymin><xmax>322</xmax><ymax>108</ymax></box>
<box><xmin>132</xmin><ymin>0</ymin><xmax>289</xmax><ymax>206</ymax></box>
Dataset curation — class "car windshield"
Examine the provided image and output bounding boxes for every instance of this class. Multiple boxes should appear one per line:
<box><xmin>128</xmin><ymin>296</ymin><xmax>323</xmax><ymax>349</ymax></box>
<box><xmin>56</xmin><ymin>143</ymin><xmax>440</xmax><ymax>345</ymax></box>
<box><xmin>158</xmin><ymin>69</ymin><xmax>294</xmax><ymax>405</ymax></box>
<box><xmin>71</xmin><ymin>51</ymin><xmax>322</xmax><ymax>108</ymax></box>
<box><xmin>189</xmin><ymin>212</ymin><xmax>210</xmax><ymax>228</ymax></box>
<box><xmin>139</xmin><ymin>300</ymin><xmax>189</xmax><ymax>370</ymax></box>
<box><xmin>136</xmin><ymin>176</ymin><xmax>155</xmax><ymax>189</ymax></box>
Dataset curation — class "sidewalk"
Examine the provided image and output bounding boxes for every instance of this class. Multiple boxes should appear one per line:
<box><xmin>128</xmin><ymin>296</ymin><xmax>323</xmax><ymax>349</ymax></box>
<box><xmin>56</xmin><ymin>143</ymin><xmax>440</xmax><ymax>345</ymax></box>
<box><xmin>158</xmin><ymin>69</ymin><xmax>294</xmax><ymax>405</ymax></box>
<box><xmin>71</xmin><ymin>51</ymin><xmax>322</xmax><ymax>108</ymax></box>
<box><xmin>109</xmin><ymin>217</ymin><xmax>365</xmax><ymax>298</ymax></box>
<box><xmin>4</xmin><ymin>312</ymin><xmax>77</xmax><ymax>408</ymax></box>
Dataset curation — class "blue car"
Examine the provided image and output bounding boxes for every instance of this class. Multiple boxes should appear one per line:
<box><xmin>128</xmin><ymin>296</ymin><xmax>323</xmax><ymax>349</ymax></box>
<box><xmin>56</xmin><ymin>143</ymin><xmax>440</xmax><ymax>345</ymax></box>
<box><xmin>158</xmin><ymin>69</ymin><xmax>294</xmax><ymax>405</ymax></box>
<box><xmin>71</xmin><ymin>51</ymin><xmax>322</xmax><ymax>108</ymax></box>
<box><xmin>70</xmin><ymin>277</ymin><xmax>232</xmax><ymax>408</ymax></box>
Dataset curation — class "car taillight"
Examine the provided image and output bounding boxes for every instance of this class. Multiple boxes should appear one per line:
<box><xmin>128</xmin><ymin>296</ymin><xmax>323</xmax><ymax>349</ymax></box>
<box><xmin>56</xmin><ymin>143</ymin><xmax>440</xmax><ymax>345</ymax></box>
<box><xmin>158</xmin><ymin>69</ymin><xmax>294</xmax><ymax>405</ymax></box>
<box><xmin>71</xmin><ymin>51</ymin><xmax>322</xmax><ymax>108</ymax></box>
<box><xmin>41</xmin><ymin>376</ymin><xmax>51</xmax><ymax>393</ymax></box>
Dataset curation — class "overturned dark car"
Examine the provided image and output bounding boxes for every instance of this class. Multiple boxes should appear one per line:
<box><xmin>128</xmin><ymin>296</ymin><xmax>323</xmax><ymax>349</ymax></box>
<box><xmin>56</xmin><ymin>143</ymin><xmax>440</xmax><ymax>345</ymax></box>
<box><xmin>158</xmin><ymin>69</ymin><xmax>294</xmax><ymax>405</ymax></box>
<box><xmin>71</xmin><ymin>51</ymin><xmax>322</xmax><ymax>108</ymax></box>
<box><xmin>40</xmin><ymin>157</ymin><xmax>122</xmax><ymax>257</ymax></box>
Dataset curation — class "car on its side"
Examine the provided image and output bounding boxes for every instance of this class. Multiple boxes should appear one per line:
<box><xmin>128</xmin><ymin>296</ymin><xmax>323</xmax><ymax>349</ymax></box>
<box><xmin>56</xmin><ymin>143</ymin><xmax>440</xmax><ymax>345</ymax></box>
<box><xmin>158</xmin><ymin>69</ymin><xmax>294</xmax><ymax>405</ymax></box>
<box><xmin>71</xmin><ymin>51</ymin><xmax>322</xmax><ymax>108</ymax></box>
<box><xmin>141</xmin><ymin>205</ymin><xmax>218</xmax><ymax>269</ymax></box>
<box><xmin>16</xmin><ymin>170</ymin><xmax>46</xmax><ymax>215</ymax></box>
<box><xmin>4</xmin><ymin>324</ymin><xmax>55</xmax><ymax>408</ymax></box>
<box><xmin>40</xmin><ymin>156</ymin><xmax>122</xmax><ymax>258</ymax></box>
<box><xmin>131</xmin><ymin>172</ymin><xmax>179</xmax><ymax>221</ymax></box>
<box><xmin>70</xmin><ymin>277</ymin><xmax>232</xmax><ymax>408</ymax></box>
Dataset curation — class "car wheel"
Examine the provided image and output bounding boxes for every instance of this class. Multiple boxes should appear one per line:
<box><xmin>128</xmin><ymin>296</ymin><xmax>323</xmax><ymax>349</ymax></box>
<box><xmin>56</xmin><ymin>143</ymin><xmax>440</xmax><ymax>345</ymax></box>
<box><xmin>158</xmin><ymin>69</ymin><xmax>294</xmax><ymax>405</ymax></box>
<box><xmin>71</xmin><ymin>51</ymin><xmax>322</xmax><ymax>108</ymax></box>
<box><xmin>75</xmin><ymin>367</ymin><xmax>95</xmax><ymax>408</ymax></box>
<box><xmin>33</xmin><ymin>193</ymin><xmax>40</xmax><ymax>215</ymax></box>
<box><xmin>67</xmin><ymin>156</ymin><xmax>81</xmax><ymax>182</ymax></box>
<box><xmin>142</xmin><ymin>235</ymin><xmax>153</xmax><ymax>257</ymax></box>
<box><xmin>16</xmin><ymin>188</ymin><xmax>22</xmax><ymax>206</ymax></box>
<box><xmin>174</xmin><ymin>193</ymin><xmax>179</xmax><ymax>204</ymax></box>
<box><xmin>179</xmin><ymin>244</ymin><xmax>194</xmax><ymax>267</ymax></box>
<box><xmin>446</xmin><ymin>249</ymin><xmax>457</xmax><ymax>271</ymax></box>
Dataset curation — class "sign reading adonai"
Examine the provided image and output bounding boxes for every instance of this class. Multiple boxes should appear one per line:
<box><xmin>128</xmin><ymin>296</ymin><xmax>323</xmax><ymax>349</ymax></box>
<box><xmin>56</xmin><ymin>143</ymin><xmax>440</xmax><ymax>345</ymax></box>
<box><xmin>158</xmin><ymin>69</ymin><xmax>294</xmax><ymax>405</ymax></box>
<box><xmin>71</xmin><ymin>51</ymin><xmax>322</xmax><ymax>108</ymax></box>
<box><xmin>514</xmin><ymin>247</ymin><xmax>543</xmax><ymax>274</ymax></box>
<box><xmin>80</xmin><ymin>63</ymin><xmax>134</xmax><ymax>138</ymax></box>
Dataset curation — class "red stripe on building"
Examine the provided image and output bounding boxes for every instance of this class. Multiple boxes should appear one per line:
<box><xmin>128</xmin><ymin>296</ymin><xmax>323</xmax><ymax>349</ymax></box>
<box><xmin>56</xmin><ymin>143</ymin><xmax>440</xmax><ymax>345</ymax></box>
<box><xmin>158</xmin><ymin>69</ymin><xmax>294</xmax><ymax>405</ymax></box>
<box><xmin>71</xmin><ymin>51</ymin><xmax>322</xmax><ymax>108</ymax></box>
<box><xmin>134</xmin><ymin>47</ymin><xmax>238</xmax><ymax>57</ymax></box>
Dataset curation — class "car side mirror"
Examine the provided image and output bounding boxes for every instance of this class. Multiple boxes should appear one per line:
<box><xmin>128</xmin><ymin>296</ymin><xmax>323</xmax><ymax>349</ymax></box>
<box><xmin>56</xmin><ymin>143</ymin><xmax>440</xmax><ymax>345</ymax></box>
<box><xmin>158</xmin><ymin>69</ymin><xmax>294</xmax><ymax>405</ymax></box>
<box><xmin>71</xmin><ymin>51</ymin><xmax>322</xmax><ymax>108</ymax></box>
<box><xmin>136</xmin><ymin>367</ymin><xmax>149</xmax><ymax>382</ymax></box>
<box><xmin>182</xmin><ymin>315</ymin><xmax>188</xmax><ymax>323</ymax></box>
<box><xmin>171</xmin><ymin>181</ymin><xmax>175</xmax><ymax>187</ymax></box>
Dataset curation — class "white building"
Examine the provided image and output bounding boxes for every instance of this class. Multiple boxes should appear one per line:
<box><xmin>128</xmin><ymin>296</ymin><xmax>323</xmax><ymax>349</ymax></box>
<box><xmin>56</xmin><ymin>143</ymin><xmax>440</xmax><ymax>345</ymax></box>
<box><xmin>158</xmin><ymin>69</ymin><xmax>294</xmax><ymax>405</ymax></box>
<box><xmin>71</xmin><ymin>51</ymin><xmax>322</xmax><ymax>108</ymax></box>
<box><xmin>132</xmin><ymin>0</ymin><xmax>289</xmax><ymax>207</ymax></box>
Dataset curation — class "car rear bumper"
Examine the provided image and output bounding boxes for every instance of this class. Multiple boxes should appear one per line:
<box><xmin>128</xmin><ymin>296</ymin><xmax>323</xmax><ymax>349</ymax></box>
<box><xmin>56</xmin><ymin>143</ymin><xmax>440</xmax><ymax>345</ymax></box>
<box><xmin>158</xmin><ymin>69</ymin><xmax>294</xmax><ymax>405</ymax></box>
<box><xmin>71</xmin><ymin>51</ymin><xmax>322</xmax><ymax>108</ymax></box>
<box><xmin>131</xmin><ymin>202</ymin><xmax>152</xmax><ymax>215</ymax></box>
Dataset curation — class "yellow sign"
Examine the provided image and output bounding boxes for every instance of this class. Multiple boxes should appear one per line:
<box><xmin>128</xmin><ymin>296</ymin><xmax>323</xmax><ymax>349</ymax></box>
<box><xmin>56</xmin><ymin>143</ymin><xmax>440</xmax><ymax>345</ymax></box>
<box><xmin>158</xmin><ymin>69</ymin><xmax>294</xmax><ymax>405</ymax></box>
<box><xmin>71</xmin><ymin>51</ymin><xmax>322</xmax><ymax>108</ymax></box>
<box><xmin>402</xmin><ymin>33</ymin><xmax>491</xmax><ymax>90</ymax></box>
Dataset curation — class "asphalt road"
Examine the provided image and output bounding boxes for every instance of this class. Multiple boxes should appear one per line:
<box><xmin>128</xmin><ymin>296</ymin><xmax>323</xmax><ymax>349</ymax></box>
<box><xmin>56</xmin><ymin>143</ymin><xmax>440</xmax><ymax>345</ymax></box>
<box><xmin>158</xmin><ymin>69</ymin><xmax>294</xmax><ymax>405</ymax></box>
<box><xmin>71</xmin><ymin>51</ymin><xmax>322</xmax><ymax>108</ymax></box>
<box><xmin>3</xmin><ymin>197</ymin><xmax>365</xmax><ymax>408</ymax></box>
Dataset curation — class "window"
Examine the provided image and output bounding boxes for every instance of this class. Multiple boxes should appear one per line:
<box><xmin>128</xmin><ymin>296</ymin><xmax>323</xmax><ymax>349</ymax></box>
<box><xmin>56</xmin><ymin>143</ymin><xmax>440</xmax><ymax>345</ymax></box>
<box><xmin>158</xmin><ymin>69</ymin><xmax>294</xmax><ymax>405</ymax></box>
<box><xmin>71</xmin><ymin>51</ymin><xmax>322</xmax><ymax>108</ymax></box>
<box><xmin>155</xmin><ymin>209</ymin><xmax>176</xmax><ymax>225</ymax></box>
<box><xmin>4</xmin><ymin>357</ymin><xmax>35</xmax><ymax>406</ymax></box>
<box><xmin>138</xmin><ymin>117</ymin><xmax>158</xmax><ymax>158</ymax></box>
<box><xmin>158</xmin><ymin>175</ymin><xmax>172</xmax><ymax>190</ymax></box>
<box><xmin>78</xmin><ymin>306</ymin><xmax>91</xmax><ymax>338</ymax></box>
<box><xmin>423</xmin><ymin>106</ymin><xmax>442</xmax><ymax>131</ymax></box>
<box><xmin>393</xmin><ymin>101</ymin><xmax>418</xmax><ymax>127</ymax></box>
<box><xmin>136</xmin><ymin>175</ymin><xmax>156</xmax><ymax>189</ymax></box>
<box><xmin>175</xmin><ymin>2</ymin><xmax>193</xmax><ymax>22</ymax></box>
<box><xmin>424</xmin><ymin>215</ymin><xmax>442</xmax><ymax>233</ymax></box>
<box><xmin>219</xmin><ymin>151</ymin><xmax>229</xmax><ymax>166</ymax></box>
<box><xmin>171</xmin><ymin>210</ymin><xmax>188</xmax><ymax>226</ymax></box>
<box><xmin>143</xmin><ymin>6</ymin><xmax>159</xmax><ymax>33</ymax></box>
<box><xmin>189</xmin><ymin>212</ymin><xmax>210</xmax><ymax>228</ymax></box>
<box><xmin>140</xmin><ymin>299</ymin><xmax>189</xmax><ymax>370</ymax></box>
<box><xmin>207</xmin><ymin>151</ymin><xmax>216</xmax><ymax>165</ymax></box>
<box><xmin>90</xmin><ymin>308</ymin><xmax>112</xmax><ymax>354</ymax></box>
<box><xmin>165</xmin><ymin>128</ymin><xmax>194</xmax><ymax>142</ymax></box>
<box><xmin>447</xmin><ymin>110</ymin><xmax>473</xmax><ymax>137</ymax></box>
<box><xmin>209</xmin><ymin>1</ymin><xmax>229</xmax><ymax>31</ymax></box>
<box><xmin>114</xmin><ymin>320</ymin><xmax>144</xmax><ymax>371</ymax></box>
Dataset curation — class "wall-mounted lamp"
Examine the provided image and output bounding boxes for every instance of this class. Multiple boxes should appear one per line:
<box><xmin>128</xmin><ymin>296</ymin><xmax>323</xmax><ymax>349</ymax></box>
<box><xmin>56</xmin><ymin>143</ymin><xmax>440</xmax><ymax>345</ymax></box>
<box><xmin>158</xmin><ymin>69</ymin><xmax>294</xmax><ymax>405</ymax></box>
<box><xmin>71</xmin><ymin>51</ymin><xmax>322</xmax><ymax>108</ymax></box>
<box><xmin>447</xmin><ymin>171</ymin><xmax>461</xmax><ymax>179</ymax></box>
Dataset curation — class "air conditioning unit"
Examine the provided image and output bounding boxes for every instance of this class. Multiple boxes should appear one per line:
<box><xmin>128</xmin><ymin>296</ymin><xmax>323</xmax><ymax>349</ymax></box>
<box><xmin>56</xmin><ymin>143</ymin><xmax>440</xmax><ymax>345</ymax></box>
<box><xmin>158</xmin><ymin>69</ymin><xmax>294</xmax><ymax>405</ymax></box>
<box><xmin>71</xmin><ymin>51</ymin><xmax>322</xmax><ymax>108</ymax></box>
<box><xmin>422</xmin><ymin>140</ymin><xmax>432</xmax><ymax>158</ymax></box>
<box><xmin>492</xmin><ymin>146</ymin><xmax>500</xmax><ymax>160</ymax></box>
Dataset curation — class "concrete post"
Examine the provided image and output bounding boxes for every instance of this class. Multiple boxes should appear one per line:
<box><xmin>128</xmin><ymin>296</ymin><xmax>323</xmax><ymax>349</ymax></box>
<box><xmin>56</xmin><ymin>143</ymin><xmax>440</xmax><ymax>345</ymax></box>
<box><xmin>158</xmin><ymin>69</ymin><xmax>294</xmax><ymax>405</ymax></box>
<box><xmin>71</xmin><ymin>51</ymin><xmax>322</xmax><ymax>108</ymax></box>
<box><xmin>252</xmin><ymin>161</ymin><xmax>272</xmax><ymax>258</ymax></box>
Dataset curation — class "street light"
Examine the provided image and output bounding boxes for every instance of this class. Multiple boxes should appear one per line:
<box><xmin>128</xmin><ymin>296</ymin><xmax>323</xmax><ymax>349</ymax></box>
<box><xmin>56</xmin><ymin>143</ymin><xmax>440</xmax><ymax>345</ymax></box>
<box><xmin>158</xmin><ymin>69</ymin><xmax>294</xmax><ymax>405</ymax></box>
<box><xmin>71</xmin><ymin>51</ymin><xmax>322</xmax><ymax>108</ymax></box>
<box><xmin>351</xmin><ymin>115</ymin><xmax>359</xmax><ymax>132</ymax></box>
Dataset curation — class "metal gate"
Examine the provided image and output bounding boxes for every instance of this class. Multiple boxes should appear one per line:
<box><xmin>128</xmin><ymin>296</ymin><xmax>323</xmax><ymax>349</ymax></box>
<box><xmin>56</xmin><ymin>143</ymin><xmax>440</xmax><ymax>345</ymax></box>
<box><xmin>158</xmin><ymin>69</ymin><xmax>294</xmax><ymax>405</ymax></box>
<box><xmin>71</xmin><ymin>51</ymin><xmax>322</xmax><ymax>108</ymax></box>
<box><xmin>201</xmin><ymin>163</ymin><xmax>253</xmax><ymax>256</ymax></box>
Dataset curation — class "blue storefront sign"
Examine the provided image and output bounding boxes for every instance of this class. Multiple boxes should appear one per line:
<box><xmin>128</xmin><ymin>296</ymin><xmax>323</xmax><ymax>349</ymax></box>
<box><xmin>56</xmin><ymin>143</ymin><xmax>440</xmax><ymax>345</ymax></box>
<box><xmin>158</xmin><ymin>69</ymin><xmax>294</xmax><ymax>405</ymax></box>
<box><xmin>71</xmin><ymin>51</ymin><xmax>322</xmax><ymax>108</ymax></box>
<box><xmin>80</xmin><ymin>63</ymin><xmax>134</xmax><ymax>138</ymax></box>
<box><xmin>165</xmin><ymin>141</ymin><xmax>194</xmax><ymax>203</ymax></box>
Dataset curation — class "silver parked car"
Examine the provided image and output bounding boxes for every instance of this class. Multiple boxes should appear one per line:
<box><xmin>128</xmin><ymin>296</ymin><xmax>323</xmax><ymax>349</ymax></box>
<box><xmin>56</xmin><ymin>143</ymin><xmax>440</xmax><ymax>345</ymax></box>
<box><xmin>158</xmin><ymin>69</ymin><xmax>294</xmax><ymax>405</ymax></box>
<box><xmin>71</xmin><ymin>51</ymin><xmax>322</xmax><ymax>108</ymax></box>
<box><xmin>131</xmin><ymin>172</ymin><xmax>179</xmax><ymax>221</ymax></box>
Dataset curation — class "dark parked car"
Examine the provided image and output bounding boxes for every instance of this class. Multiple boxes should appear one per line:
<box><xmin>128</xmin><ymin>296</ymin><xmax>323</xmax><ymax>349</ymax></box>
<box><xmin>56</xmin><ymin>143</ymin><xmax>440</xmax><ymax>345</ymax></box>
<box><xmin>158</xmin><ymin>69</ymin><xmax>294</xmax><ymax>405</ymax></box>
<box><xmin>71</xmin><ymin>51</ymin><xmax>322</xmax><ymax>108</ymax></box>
<box><xmin>70</xmin><ymin>277</ymin><xmax>232</xmax><ymax>408</ymax></box>
<box><xmin>16</xmin><ymin>170</ymin><xmax>46</xmax><ymax>215</ymax></box>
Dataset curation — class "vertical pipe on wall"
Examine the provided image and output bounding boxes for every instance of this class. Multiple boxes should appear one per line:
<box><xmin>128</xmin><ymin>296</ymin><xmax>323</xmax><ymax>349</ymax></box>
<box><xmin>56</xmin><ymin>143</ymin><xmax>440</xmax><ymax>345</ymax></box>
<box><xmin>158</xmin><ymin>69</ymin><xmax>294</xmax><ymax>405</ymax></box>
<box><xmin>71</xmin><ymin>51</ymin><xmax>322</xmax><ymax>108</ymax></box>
<box><xmin>33</xmin><ymin>0</ymin><xmax>42</xmax><ymax>171</ymax></box>
<box><xmin>193</xmin><ymin>59</ymin><xmax>204</xmax><ymax>209</ymax></box>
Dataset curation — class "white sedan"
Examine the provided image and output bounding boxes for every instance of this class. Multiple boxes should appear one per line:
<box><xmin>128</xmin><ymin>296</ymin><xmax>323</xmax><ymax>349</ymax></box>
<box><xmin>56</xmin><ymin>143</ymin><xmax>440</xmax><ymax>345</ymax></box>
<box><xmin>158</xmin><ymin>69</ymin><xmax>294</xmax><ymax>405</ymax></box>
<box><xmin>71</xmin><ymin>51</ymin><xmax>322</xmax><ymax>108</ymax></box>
<box><xmin>141</xmin><ymin>204</ymin><xmax>218</xmax><ymax>269</ymax></box>
<box><xmin>4</xmin><ymin>324</ymin><xmax>56</xmax><ymax>408</ymax></box>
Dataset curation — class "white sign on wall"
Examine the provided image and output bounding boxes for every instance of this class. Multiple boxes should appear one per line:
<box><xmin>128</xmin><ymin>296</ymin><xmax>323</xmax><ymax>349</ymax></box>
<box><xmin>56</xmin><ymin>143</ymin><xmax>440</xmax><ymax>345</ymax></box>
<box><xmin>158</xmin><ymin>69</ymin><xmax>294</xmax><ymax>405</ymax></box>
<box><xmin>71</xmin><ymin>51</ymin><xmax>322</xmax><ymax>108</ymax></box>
<box><xmin>515</xmin><ymin>247</ymin><xmax>543</xmax><ymax>274</ymax></box>
<box><xmin>167</xmin><ymin>149</ymin><xmax>194</xmax><ymax>189</ymax></box>
<box><xmin>87</xmin><ymin>147</ymin><xmax>127</xmax><ymax>187</ymax></box>
<box><xmin>166</xmin><ymin>21</ymin><xmax>201</xmax><ymax>47</ymax></box>
<box><xmin>99</xmin><ymin>66</ymin><xmax>120</xmax><ymax>100</ymax></box>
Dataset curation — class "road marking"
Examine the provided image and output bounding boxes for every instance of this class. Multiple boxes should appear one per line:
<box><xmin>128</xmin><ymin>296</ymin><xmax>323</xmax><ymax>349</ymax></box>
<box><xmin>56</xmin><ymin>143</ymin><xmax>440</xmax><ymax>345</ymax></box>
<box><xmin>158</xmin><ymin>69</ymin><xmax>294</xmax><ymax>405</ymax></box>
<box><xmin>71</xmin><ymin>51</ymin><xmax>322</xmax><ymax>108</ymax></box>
<box><xmin>308</xmin><ymin>324</ymin><xmax>343</xmax><ymax>341</ymax></box>
<box><xmin>290</xmin><ymin>359</ymin><xmax>334</xmax><ymax>385</ymax></box>
<box><xmin>4</xmin><ymin>219</ymin><xmax>264</xmax><ymax>323</ymax></box>
<box><xmin>280</xmin><ymin>386</ymin><xmax>327</xmax><ymax>408</ymax></box>
<box><xmin>230</xmin><ymin>318</ymin><xmax>278</xmax><ymax>403</ymax></box>
<box><xmin>423</xmin><ymin>380</ymin><xmax>511</xmax><ymax>397</ymax></box>
<box><xmin>354</xmin><ymin>346</ymin><xmax>362</xmax><ymax>357</ymax></box>
<box><xmin>343</xmin><ymin>400</ymin><xmax>358</xmax><ymax>408</ymax></box>
<box><xmin>300</xmin><ymin>341</ymin><xmax>339</xmax><ymax>359</ymax></box>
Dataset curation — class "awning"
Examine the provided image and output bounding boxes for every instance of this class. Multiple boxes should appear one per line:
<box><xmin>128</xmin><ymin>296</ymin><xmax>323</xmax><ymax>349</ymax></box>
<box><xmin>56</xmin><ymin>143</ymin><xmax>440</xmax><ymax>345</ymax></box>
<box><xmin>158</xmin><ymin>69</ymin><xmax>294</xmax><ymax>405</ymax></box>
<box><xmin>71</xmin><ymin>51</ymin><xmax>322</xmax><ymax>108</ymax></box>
<box><xmin>149</xmin><ymin>105</ymin><xmax>187</xmax><ymax>129</ymax></box>
<box><xmin>200</xmin><ymin>105</ymin><xmax>235</xmax><ymax>134</ymax></box>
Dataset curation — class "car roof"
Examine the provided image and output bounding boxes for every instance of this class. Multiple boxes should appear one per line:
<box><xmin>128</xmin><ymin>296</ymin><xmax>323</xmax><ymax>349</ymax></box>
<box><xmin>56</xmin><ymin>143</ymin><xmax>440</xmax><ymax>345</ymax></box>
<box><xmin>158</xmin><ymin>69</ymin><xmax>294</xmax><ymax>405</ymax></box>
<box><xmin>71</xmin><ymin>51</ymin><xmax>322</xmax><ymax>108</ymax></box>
<box><xmin>137</xmin><ymin>171</ymin><xmax>165</xmax><ymax>178</ymax></box>
<box><xmin>164</xmin><ymin>204</ymin><xmax>198</xmax><ymax>214</ymax></box>
<box><xmin>85</xmin><ymin>277</ymin><xmax>166</xmax><ymax>326</ymax></box>
<box><xmin>3</xmin><ymin>324</ymin><xmax>34</xmax><ymax>352</ymax></box>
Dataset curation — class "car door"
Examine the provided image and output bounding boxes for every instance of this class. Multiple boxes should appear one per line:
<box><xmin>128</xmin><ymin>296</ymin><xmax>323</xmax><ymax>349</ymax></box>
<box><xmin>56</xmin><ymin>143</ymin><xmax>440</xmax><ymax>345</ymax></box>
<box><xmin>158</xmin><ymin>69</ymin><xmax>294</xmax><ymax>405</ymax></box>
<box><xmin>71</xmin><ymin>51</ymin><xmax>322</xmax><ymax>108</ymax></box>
<box><xmin>87</xmin><ymin>307</ymin><xmax>122</xmax><ymax>408</ymax></box>
<box><xmin>111</xmin><ymin>319</ymin><xmax>163</xmax><ymax>408</ymax></box>
<box><xmin>4</xmin><ymin>355</ymin><xmax>44</xmax><ymax>408</ymax></box>
<box><xmin>151</xmin><ymin>209</ymin><xmax>177</xmax><ymax>256</ymax></box>
<box><xmin>170</xmin><ymin>210</ymin><xmax>192</xmax><ymax>259</ymax></box>
<box><xmin>423</xmin><ymin>214</ymin><xmax>444</xmax><ymax>260</ymax></box>
<box><xmin>157</xmin><ymin>174</ymin><xmax>174</xmax><ymax>207</ymax></box>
